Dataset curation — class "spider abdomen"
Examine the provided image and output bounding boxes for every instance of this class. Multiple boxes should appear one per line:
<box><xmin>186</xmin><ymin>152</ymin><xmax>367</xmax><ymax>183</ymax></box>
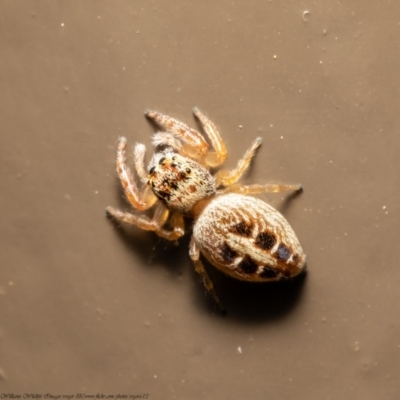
<box><xmin>193</xmin><ymin>193</ymin><xmax>306</xmax><ymax>281</ymax></box>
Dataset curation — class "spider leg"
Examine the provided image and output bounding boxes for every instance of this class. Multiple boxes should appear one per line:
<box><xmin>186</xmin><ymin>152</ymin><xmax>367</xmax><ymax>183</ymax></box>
<box><xmin>145</xmin><ymin>109</ymin><xmax>209</xmax><ymax>160</ymax></box>
<box><xmin>189</xmin><ymin>237</ymin><xmax>225</xmax><ymax>313</ymax></box>
<box><xmin>165</xmin><ymin>212</ymin><xmax>185</xmax><ymax>241</ymax></box>
<box><xmin>221</xmin><ymin>183</ymin><xmax>303</xmax><ymax>195</ymax></box>
<box><xmin>106</xmin><ymin>202</ymin><xmax>185</xmax><ymax>241</ymax></box>
<box><xmin>151</xmin><ymin>132</ymin><xmax>185</xmax><ymax>154</ymax></box>
<box><xmin>215</xmin><ymin>137</ymin><xmax>262</xmax><ymax>187</ymax></box>
<box><xmin>133</xmin><ymin>143</ymin><xmax>149</xmax><ymax>183</ymax></box>
<box><xmin>115</xmin><ymin>137</ymin><xmax>157</xmax><ymax>211</ymax></box>
<box><xmin>192</xmin><ymin>107</ymin><xmax>228</xmax><ymax>167</ymax></box>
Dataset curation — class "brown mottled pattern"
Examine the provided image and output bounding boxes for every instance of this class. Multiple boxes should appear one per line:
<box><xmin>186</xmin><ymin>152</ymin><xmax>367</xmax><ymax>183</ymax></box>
<box><xmin>148</xmin><ymin>153</ymin><xmax>216</xmax><ymax>213</ymax></box>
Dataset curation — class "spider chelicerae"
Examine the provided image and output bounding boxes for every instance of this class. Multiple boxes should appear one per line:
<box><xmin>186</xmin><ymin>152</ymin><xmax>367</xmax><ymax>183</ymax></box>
<box><xmin>106</xmin><ymin>108</ymin><xmax>306</xmax><ymax>311</ymax></box>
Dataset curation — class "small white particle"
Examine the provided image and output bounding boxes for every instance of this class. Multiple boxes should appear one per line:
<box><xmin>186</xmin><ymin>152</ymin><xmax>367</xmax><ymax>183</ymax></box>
<box><xmin>154</xmin><ymin>374</ymin><xmax>157</xmax><ymax>379</ymax></box>
<box><xmin>302</xmin><ymin>10</ymin><xmax>310</xmax><ymax>22</ymax></box>
<box><xmin>273</xmin><ymin>54</ymin><xmax>277</xmax><ymax>59</ymax></box>
<box><xmin>61</xmin><ymin>22</ymin><xmax>65</xmax><ymax>27</ymax></box>
<box><xmin>239</xmin><ymin>125</ymin><xmax>243</xmax><ymax>129</ymax></box>
<box><xmin>237</xmin><ymin>346</ymin><xmax>242</xmax><ymax>354</ymax></box>
<box><xmin>280</xmin><ymin>136</ymin><xmax>284</xmax><ymax>139</ymax></box>
<box><xmin>382</xmin><ymin>205</ymin><xmax>387</xmax><ymax>210</ymax></box>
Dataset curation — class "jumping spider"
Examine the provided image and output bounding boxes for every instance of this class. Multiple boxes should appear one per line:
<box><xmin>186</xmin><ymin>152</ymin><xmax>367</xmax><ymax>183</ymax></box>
<box><xmin>106</xmin><ymin>108</ymin><xmax>306</xmax><ymax>311</ymax></box>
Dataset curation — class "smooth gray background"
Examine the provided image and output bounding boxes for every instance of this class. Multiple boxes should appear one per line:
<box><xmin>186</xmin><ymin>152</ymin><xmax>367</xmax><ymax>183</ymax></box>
<box><xmin>1</xmin><ymin>1</ymin><xmax>399</xmax><ymax>399</ymax></box>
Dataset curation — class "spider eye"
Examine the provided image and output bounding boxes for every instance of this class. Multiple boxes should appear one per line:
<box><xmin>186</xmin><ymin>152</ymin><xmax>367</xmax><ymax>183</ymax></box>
<box><xmin>149</xmin><ymin>166</ymin><xmax>155</xmax><ymax>174</ymax></box>
<box><xmin>172</xmin><ymin>156</ymin><xmax>177</xmax><ymax>161</ymax></box>
<box><xmin>159</xmin><ymin>157</ymin><xmax>166</xmax><ymax>165</ymax></box>
<box><xmin>185</xmin><ymin>168</ymin><xmax>191</xmax><ymax>174</ymax></box>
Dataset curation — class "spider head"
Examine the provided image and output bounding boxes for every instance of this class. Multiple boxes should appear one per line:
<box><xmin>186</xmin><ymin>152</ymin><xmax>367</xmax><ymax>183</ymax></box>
<box><xmin>147</xmin><ymin>150</ymin><xmax>216</xmax><ymax>213</ymax></box>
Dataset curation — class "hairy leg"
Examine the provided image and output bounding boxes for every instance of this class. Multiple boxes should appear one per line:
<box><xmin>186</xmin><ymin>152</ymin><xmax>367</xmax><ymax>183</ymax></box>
<box><xmin>192</xmin><ymin>107</ymin><xmax>228</xmax><ymax>167</ymax></box>
<box><xmin>189</xmin><ymin>237</ymin><xmax>225</xmax><ymax>313</ymax></box>
<box><xmin>145</xmin><ymin>109</ymin><xmax>209</xmax><ymax>160</ymax></box>
<box><xmin>133</xmin><ymin>143</ymin><xmax>149</xmax><ymax>183</ymax></box>
<box><xmin>151</xmin><ymin>131</ymin><xmax>184</xmax><ymax>154</ymax></box>
<box><xmin>215</xmin><ymin>137</ymin><xmax>262</xmax><ymax>187</ymax></box>
<box><xmin>115</xmin><ymin>137</ymin><xmax>157</xmax><ymax>210</ymax></box>
<box><xmin>106</xmin><ymin>203</ymin><xmax>185</xmax><ymax>241</ymax></box>
<box><xmin>221</xmin><ymin>183</ymin><xmax>303</xmax><ymax>195</ymax></box>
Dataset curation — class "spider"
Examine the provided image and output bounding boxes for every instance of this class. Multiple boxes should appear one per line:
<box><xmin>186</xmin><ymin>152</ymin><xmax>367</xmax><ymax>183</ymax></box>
<box><xmin>106</xmin><ymin>108</ymin><xmax>306</xmax><ymax>311</ymax></box>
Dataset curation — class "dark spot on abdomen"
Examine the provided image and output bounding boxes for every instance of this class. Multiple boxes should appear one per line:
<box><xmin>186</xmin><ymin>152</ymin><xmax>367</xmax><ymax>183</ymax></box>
<box><xmin>221</xmin><ymin>243</ymin><xmax>238</xmax><ymax>263</ymax></box>
<box><xmin>276</xmin><ymin>243</ymin><xmax>291</xmax><ymax>262</ymax></box>
<box><xmin>259</xmin><ymin>266</ymin><xmax>278</xmax><ymax>278</ymax></box>
<box><xmin>255</xmin><ymin>231</ymin><xmax>276</xmax><ymax>250</ymax></box>
<box><xmin>238</xmin><ymin>256</ymin><xmax>258</xmax><ymax>274</ymax></box>
<box><xmin>230</xmin><ymin>221</ymin><xmax>253</xmax><ymax>237</ymax></box>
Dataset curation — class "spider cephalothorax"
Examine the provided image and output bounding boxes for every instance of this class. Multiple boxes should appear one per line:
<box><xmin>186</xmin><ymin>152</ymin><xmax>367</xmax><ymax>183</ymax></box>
<box><xmin>147</xmin><ymin>151</ymin><xmax>216</xmax><ymax>213</ymax></box>
<box><xmin>106</xmin><ymin>107</ymin><xmax>306</xmax><ymax>311</ymax></box>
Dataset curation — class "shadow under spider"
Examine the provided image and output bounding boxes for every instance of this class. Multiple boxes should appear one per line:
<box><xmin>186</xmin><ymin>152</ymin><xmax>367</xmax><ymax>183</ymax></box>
<box><xmin>107</xmin><ymin>212</ymin><xmax>191</xmax><ymax>278</ymax></box>
<box><xmin>277</xmin><ymin>186</ymin><xmax>304</xmax><ymax>215</ymax></box>
<box><xmin>189</xmin><ymin>258</ymin><xmax>308</xmax><ymax>323</ymax></box>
